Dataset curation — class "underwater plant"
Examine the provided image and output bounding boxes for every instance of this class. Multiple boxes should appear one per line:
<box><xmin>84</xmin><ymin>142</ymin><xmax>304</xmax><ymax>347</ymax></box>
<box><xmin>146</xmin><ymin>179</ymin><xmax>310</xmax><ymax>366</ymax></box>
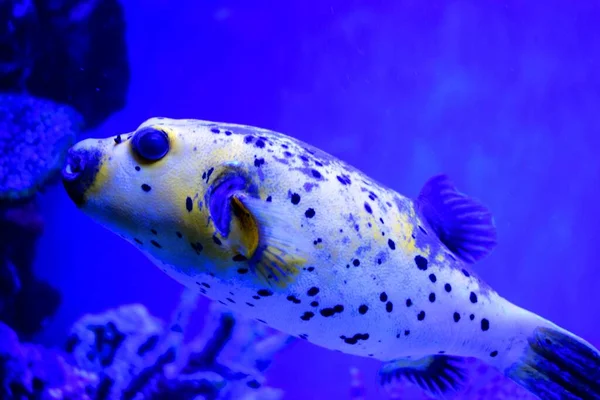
<box><xmin>0</xmin><ymin>289</ymin><xmax>294</xmax><ymax>399</ymax></box>
<box><xmin>0</xmin><ymin>0</ymin><xmax>129</xmax><ymax>338</ymax></box>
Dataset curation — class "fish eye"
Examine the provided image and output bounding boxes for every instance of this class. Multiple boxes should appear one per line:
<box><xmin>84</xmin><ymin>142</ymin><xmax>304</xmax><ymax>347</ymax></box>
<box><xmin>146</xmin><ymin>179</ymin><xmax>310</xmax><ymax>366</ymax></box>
<box><xmin>131</xmin><ymin>127</ymin><xmax>170</xmax><ymax>161</ymax></box>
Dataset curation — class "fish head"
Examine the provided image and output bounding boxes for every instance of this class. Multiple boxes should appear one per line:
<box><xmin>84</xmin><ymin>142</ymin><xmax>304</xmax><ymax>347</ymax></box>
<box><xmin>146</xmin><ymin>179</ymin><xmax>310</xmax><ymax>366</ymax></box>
<box><xmin>61</xmin><ymin>117</ymin><xmax>238</xmax><ymax>273</ymax></box>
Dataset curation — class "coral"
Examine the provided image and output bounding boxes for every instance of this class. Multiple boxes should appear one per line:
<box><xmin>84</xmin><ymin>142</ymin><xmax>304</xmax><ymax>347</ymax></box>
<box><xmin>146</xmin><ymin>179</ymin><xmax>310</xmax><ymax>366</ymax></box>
<box><xmin>0</xmin><ymin>195</ymin><xmax>61</xmax><ymax>340</ymax></box>
<box><xmin>0</xmin><ymin>0</ymin><xmax>130</xmax><ymax>128</ymax></box>
<box><xmin>0</xmin><ymin>321</ymin><xmax>97</xmax><ymax>400</ymax></box>
<box><xmin>0</xmin><ymin>292</ymin><xmax>293</xmax><ymax>399</ymax></box>
<box><xmin>0</xmin><ymin>0</ymin><xmax>129</xmax><ymax>338</ymax></box>
<box><xmin>0</xmin><ymin>93</ymin><xmax>82</xmax><ymax>201</ymax></box>
<box><xmin>0</xmin><ymin>94</ymin><xmax>79</xmax><ymax>338</ymax></box>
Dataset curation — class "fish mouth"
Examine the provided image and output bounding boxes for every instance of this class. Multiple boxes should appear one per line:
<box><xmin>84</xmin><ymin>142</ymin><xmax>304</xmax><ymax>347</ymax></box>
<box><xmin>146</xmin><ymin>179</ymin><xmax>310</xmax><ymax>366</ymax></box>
<box><xmin>62</xmin><ymin>146</ymin><xmax>103</xmax><ymax>207</ymax></box>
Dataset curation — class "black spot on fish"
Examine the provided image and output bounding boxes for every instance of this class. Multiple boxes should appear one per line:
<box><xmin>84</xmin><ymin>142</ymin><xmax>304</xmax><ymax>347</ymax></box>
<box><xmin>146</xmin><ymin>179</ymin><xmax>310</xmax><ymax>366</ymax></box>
<box><xmin>340</xmin><ymin>333</ymin><xmax>369</xmax><ymax>345</ymax></box>
<box><xmin>380</xmin><ymin>292</ymin><xmax>388</xmax><ymax>302</ymax></box>
<box><xmin>453</xmin><ymin>312</ymin><xmax>461</xmax><ymax>322</ymax></box>
<box><xmin>150</xmin><ymin>240</ymin><xmax>161</xmax><ymax>248</ymax></box>
<box><xmin>336</xmin><ymin>174</ymin><xmax>351</xmax><ymax>185</ymax></box>
<box><xmin>307</xmin><ymin>267</ymin><xmax>315</xmax><ymax>272</ymax></box>
<box><xmin>186</xmin><ymin>197</ymin><xmax>193</xmax><ymax>212</ymax></box>
<box><xmin>320</xmin><ymin>305</ymin><xmax>344</xmax><ymax>317</ymax></box>
<box><xmin>287</xmin><ymin>295</ymin><xmax>301</xmax><ymax>304</ymax></box>
<box><xmin>225</xmin><ymin>130</ymin><xmax>232</xmax><ymax>135</ymax></box>
<box><xmin>462</xmin><ymin>269</ymin><xmax>470</xmax><ymax>277</ymax></box>
<box><xmin>388</xmin><ymin>239</ymin><xmax>396</xmax><ymax>250</ymax></box>
<box><xmin>417</xmin><ymin>311</ymin><xmax>426</xmax><ymax>321</ymax></box>
<box><xmin>301</xmin><ymin>312</ymin><xmax>314</xmax><ymax>321</ymax></box>
<box><xmin>307</xmin><ymin>287</ymin><xmax>319</xmax><ymax>296</ymax></box>
<box><xmin>386</xmin><ymin>302</ymin><xmax>393</xmax><ymax>312</ymax></box>
<box><xmin>311</xmin><ymin>169</ymin><xmax>321</xmax><ymax>179</ymax></box>
<box><xmin>176</xmin><ymin>231</ymin><xmax>182</xmax><ymax>238</ymax></box>
<box><xmin>305</xmin><ymin>208</ymin><xmax>316</xmax><ymax>218</ymax></box>
<box><xmin>150</xmin><ymin>229</ymin><xmax>157</xmax><ymax>235</ymax></box>
<box><xmin>213</xmin><ymin>235</ymin><xmax>222</xmax><ymax>246</ymax></box>
<box><xmin>406</xmin><ymin>298</ymin><xmax>413</xmax><ymax>307</ymax></box>
<box><xmin>134</xmin><ymin>238</ymin><xmax>143</xmax><ymax>245</ymax></box>
<box><xmin>232</xmin><ymin>254</ymin><xmax>247</xmax><ymax>262</ymax></box>
<box><xmin>135</xmin><ymin>166</ymin><xmax>141</xmax><ymax>171</ymax></box>
<box><xmin>415</xmin><ymin>255</ymin><xmax>428</xmax><ymax>270</ymax></box>
<box><xmin>310</xmin><ymin>301</ymin><xmax>319</xmax><ymax>307</ymax></box>
<box><xmin>490</xmin><ymin>350</ymin><xmax>498</xmax><ymax>357</ymax></box>
<box><xmin>246</xmin><ymin>302</ymin><xmax>254</xmax><ymax>307</ymax></box>
<box><xmin>353</xmin><ymin>259</ymin><xmax>360</xmax><ymax>267</ymax></box>
<box><xmin>244</xmin><ymin>136</ymin><xmax>254</xmax><ymax>144</ymax></box>
<box><xmin>445</xmin><ymin>283</ymin><xmax>452</xmax><ymax>292</ymax></box>
<box><xmin>266</xmin><ymin>196</ymin><xmax>272</xmax><ymax>202</ymax></box>
<box><xmin>237</xmin><ymin>268</ymin><xmax>249</xmax><ymax>274</ymax></box>
<box><xmin>190</xmin><ymin>242</ymin><xmax>203</xmax><ymax>254</ymax></box>
<box><xmin>226</xmin><ymin>298</ymin><xmax>235</xmax><ymax>304</ymax></box>
<box><xmin>404</xmin><ymin>330</ymin><xmax>410</xmax><ymax>336</ymax></box>
<box><xmin>470</xmin><ymin>314</ymin><xmax>475</xmax><ymax>320</ymax></box>
<box><xmin>429</xmin><ymin>273</ymin><xmax>437</xmax><ymax>283</ymax></box>
<box><xmin>481</xmin><ymin>318</ymin><xmax>490</xmax><ymax>331</ymax></box>
<box><xmin>470</xmin><ymin>292</ymin><xmax>478</xmax><ymax>303</ymax></box>
<box><xmin>258</xmin><ymin>289</ymin><xmax>273</xmax><ymax>297</ymax></box>
<box><xmin>291</xmin><ymin>193</ymin><xmax>301</xmax><ymax>205</ymax></box>
<box><xmin>114</xmin><ymin>134</ymin><xmax>122</xmax><ymax>144</ymax></box>
<box><xmin>252</xmin><ymin>295</ymin><xmax>260</xmax><ymax>300</ymax></box>
<box><xmin>358</xmin><ymin>305</ymin><xmax>368</xmax><ymax>315</ymax></box>
<box><xmin>210</xmin><ymin>127</ymin><xmax>220</xmax><ymax>133</ymax></box>
<box><xmin>254</xmin><ymin>158</ymin><xmax>265</xmax><ymax>167</ymax></box>
<box><xmin>255</xmin><ymin>139</ymin><xmax>265</xmax><ymax>148</ymax></box>
<box><xmin>429</xmin><ymin>293</ymin><xmax>436</xmax><ymax>302</ymax></box>
<box><xmin>205</xmin><ymin>167</ymin><xmax>214</xmax><ymax>183</ymax></box>
<box><xmin>141</xmin><ymin>184</ymin><xmax>151</xmax><ymax>192</ymax></box>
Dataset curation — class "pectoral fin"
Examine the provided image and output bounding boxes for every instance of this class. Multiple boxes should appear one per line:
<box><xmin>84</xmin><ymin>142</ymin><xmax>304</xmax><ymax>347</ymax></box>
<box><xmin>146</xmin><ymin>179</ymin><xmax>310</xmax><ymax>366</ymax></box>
<box><xmin>234</xmin><ymin>195</ymin><xmax>310</xmax><ymax>287</ymax></box>
<box><xmin>208</xmin><ymin>172</ymin><xmax>310</xmax><ymax>288</ymax></box>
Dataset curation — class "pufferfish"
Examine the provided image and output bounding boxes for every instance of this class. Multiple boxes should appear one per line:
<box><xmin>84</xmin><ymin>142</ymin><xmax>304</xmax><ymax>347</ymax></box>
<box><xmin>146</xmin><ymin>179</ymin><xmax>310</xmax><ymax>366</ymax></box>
<box><xmin>62</xmin><ymin>118</ymin><xmax>600</xmax><ymax>399</ymax></box>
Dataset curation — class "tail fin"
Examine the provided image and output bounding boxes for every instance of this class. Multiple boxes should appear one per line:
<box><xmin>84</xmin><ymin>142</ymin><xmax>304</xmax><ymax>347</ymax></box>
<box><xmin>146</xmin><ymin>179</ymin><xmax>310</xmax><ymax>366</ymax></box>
<box><xmin>505</xmin><ymin>326</ymin><xmax>600</xmax><ymax>399</ymax></box>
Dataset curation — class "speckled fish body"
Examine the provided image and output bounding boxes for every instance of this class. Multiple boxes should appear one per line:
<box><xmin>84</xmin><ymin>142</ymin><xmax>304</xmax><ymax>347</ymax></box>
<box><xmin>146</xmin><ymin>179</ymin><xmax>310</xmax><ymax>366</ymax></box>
<box><xmin>63</xmin><ymin>118</ymin><xmax>600</xmax><ymax>399</ymax></box>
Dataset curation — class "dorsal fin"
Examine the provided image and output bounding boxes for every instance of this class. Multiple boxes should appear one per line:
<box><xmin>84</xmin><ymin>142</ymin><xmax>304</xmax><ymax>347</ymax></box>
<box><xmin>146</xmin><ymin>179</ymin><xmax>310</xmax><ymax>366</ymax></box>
<box><xmin>378</xmin><ymin>355</ymin><xmax>469</xmax><ymax>399</ymax></box>
<box><xmin>416</xmin><ymin>174</ymin><xmax>497</xmax><ymax>264</ymax></box>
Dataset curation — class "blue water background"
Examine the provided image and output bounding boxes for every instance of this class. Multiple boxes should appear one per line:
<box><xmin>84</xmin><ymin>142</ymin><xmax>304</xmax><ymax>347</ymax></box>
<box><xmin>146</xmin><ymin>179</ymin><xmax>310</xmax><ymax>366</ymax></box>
<box><xmin>35</xmin><ymin>1</ymin><xmax>599</xmax><ymax>399</ymax></box>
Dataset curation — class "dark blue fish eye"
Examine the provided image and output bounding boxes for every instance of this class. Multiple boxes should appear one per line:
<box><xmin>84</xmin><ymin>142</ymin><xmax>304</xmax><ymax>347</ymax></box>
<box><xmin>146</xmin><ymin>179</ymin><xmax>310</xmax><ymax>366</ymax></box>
<box><xmin>132</xmin><ymin>127</ymin><xmax>170</xmax><ymax>161</ymax></box>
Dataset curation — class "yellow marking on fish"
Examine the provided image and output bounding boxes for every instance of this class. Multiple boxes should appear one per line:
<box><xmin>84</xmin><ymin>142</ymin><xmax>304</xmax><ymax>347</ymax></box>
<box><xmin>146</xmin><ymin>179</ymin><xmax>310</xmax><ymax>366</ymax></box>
<box><xmin>435</xmin><ymin>252</ymin><xmax>446</xmax><ymax>263</ymax></box>
<box><xmin>393</xmin><ymin>212</ymin><xmax>418</xmax><ymax>255</ymax></box>
<box><xmin>230</xmin><ymin>196</ymin><xmax>260</xmax><ymax>258</ymax></box>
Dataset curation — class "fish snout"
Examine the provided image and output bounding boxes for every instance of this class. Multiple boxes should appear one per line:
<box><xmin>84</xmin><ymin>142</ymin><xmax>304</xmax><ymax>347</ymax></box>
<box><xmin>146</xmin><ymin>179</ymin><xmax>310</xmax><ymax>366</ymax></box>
<box><xmin>62</xmin><ymin>142</ymin><xmax>103</xmax><ymax>206</ymax></box>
